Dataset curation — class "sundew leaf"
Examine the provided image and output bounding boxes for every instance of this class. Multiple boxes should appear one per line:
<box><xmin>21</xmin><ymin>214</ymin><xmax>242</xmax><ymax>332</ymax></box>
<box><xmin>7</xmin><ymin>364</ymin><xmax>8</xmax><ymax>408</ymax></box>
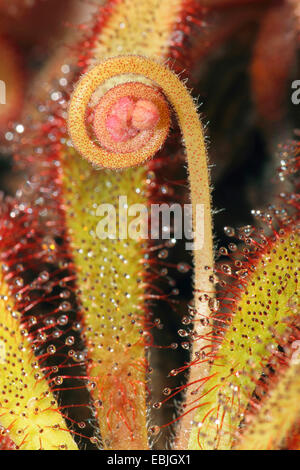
<box><xmin>0</xmin><ymin>273</ymin><xmax>77</xmax><ymax>450</ymax></box>
<box><xmin>236</xmin><ymin>359</ymin><xmax>300</xmax><ymax>450</ymax></box>
<box><xmin>182</xmin><ymin>142</ymin><xmax>300</xmax><ymax>449</ymax></box>
<box><xmin>61</xmin><ymin>149</ymin><xmax>149</xmax><ymax>449</ymax></box>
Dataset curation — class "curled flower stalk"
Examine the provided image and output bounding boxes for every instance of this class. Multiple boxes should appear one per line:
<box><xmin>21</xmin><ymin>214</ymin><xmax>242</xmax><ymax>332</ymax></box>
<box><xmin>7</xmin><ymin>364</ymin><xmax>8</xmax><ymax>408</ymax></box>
<box><xmin>68</xmin><ymin>54</ymin><xmax>213</xmax><ymax>282</ymax></box>
<box><xmin>67</xmin><ymin>54</ymin><xmax>214</xmax><ymax>447</ymax></box>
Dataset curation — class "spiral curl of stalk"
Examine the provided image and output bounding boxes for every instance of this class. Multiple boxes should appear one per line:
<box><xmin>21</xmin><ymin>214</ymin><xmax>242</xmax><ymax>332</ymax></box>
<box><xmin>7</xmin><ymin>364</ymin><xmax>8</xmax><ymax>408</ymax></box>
<box><xmin>68</xmin><ymin>55</ymin><xmax>214</xmax><ymax>447</ymax></box>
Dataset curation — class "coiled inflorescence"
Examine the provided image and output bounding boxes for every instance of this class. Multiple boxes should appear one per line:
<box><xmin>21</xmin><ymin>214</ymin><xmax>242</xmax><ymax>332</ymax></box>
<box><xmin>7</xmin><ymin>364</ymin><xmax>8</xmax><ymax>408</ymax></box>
<box><xmin>68</xmin><ymin>55</ymin><xmax>214</xmax><ymax>448</ymax></box>
<box><xmin>68</xmin><ymin>56</ymin><xmax>172</xmax><ymax>169</ymax></box>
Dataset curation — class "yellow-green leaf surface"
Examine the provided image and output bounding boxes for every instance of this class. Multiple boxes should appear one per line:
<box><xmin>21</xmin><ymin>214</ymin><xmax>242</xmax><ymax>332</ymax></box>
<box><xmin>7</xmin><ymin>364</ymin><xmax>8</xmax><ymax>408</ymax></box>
<box><xmin>62</xmin><ymin>150</ymin><xmax>148</xmax><ymax>449</ymax></box>
<box><xmin>236</xmin><ymin>361</ymin><xmax>300</xmax><ymax>450</ymax></box>
<box><xmin>188</xmin><ymin>230</ymin><xmax>299</xmax><ymax>449</ymax></box>
<box><xmin>0</xmin><ymin>273</ymin><xmax>77</xmax><ymax>450</ymax></box>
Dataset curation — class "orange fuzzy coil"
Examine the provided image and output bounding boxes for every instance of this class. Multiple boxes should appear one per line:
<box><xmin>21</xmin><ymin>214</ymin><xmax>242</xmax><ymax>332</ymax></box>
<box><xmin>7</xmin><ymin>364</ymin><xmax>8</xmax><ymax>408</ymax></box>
<box><xmin>68</xmin><ymin>58</ymin><xmax>171</xmax><ymax>169</ymax></box>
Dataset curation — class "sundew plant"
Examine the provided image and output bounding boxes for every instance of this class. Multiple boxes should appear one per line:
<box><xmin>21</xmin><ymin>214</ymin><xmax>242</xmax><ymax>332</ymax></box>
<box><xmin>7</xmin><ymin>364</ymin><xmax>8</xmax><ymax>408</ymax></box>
<box><xmin>0</xmin><ymin>0</ymin><xmax>299</xmax><ymax>451</ymax></box>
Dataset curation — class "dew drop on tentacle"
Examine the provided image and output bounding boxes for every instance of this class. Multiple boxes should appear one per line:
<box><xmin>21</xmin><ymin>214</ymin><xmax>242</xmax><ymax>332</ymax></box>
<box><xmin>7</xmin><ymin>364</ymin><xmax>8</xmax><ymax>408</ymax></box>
<box><xmin>224</xmin><ymin>226</ymin><xmax>235</xmax><ymax>237</ymax></box>
<box><xmin>149</xmin><ymin>425</ymin><xmax>160</xmax><ymax>436</ymax></box>
<box><xmin>177</xmin><ymin>262</ymin><xmax>191</xmax><ymax>273</ymax></box>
